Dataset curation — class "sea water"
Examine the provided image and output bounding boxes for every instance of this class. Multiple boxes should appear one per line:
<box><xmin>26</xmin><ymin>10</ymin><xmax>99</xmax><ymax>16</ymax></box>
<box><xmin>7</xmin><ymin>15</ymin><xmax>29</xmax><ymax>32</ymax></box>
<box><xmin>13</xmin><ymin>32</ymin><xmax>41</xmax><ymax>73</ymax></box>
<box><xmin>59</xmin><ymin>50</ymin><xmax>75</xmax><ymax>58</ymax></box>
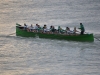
<box><xmin>0</xmin><ymin>0</ymin><xmax>100</xmax><ymax>75</ymax></box>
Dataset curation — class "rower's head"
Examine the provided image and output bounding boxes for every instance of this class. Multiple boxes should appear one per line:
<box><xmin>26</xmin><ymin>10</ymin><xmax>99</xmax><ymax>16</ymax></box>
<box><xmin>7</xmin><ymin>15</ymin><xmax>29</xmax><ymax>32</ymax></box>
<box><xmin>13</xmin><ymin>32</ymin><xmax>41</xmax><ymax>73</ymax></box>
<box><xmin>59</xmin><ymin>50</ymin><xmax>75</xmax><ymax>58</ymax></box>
<box><xmin>24</xmin><ymin>23</ymin><xmax>26</xmax><ymax>26</ymax></box>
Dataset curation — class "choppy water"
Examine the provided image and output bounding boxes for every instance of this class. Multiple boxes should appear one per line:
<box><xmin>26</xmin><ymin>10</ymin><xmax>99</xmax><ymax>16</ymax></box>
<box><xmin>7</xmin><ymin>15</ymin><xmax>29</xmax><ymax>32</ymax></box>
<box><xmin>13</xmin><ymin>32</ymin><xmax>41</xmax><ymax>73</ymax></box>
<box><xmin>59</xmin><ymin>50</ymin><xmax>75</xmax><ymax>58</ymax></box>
<box><xmin>0</xmin><ymin>0</ymin><xmax>100</xmax><ymax>75</ymax></box>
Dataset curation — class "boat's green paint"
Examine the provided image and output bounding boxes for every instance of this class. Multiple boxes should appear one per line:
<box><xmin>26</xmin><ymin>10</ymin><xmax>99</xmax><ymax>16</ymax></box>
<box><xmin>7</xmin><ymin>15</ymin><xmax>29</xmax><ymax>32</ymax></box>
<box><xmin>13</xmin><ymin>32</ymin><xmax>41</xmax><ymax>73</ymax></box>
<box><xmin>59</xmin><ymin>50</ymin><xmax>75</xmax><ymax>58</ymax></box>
<box><xmin>16</xmin><ymin>25</ymin><xmax>94</xmax><ymax>42</ymax></box>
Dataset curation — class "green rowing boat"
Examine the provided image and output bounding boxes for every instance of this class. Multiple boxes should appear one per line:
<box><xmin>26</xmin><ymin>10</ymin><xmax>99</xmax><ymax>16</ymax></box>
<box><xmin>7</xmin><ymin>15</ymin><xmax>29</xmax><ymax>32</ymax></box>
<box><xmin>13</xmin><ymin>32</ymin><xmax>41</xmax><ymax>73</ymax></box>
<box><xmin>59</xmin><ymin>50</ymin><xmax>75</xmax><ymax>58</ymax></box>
<box><xmin>16</xmin><ymin>24</ymin><xmax>94</xmax><ymax>42</ymax></box>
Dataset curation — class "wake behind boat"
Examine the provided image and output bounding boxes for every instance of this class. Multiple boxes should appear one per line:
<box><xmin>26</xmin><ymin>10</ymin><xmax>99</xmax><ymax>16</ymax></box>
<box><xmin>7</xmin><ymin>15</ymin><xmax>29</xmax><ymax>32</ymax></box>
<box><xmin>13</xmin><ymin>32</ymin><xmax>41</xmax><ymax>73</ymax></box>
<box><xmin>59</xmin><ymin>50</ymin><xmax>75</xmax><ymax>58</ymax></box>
<box><xmin>16</xmin><ymin>23</ymin><xmax>94</xmax><ymax>42</ymax></box>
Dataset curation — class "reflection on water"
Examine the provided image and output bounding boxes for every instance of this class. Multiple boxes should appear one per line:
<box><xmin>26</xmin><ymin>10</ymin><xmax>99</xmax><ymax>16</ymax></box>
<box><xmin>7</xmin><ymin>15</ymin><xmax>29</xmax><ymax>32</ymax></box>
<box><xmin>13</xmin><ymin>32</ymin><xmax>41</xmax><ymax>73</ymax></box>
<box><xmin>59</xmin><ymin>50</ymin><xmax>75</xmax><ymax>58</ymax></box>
<box><xmin>0</xmin><ymin>36</ymin><xmax>100</xmax><ymax>75</ymax></box>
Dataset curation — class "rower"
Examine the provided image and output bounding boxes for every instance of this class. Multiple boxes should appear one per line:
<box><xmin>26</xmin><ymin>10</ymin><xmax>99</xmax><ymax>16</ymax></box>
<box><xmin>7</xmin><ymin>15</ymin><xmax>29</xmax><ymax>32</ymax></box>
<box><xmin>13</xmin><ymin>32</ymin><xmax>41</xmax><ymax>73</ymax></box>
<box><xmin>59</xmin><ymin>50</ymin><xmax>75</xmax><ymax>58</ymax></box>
<box><xmin>66</xmin><ymin>27</ymin><xmax>73</xmax><ymax>34</ymax></box>
<box><xmin>24</xmin><ymin>23</ymin><xmax>28</xmax><ymax>30</ymax></box>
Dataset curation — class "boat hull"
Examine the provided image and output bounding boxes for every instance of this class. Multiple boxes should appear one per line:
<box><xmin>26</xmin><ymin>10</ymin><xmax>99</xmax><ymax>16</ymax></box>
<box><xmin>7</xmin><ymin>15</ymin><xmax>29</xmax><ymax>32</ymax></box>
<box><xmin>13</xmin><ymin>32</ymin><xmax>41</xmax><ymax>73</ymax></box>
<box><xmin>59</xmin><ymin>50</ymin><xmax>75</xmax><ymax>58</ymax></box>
<box><xmin>16</xmin><ymin>26</ymin><xmax>94</xmax><ymax>42</ymax></box>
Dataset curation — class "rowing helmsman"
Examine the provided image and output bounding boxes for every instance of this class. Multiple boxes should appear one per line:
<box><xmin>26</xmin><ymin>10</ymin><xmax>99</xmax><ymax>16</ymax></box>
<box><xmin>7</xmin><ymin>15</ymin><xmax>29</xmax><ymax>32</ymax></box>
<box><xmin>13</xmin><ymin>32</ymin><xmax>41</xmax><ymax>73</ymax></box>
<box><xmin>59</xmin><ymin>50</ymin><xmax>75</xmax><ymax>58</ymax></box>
<box><xmin>78</xmin><ymin>23</ymin><xmax>85</xmax><ymax>35</ymax></box>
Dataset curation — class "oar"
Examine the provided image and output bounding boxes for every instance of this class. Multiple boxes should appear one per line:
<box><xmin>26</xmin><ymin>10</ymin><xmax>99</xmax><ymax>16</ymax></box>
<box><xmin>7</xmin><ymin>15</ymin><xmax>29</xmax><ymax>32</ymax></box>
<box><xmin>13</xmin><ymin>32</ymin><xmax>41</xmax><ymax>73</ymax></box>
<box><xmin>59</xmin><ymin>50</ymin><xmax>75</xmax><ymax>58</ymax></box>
<box><xmin>94</xmin><ymin>37</ymin><xmax>100</xmax><ymax>41</ymax></box>
<box><xmin>9</xmin><ymin>33</ymin><xmax>16</xmax><ymax>35</ymax></box>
